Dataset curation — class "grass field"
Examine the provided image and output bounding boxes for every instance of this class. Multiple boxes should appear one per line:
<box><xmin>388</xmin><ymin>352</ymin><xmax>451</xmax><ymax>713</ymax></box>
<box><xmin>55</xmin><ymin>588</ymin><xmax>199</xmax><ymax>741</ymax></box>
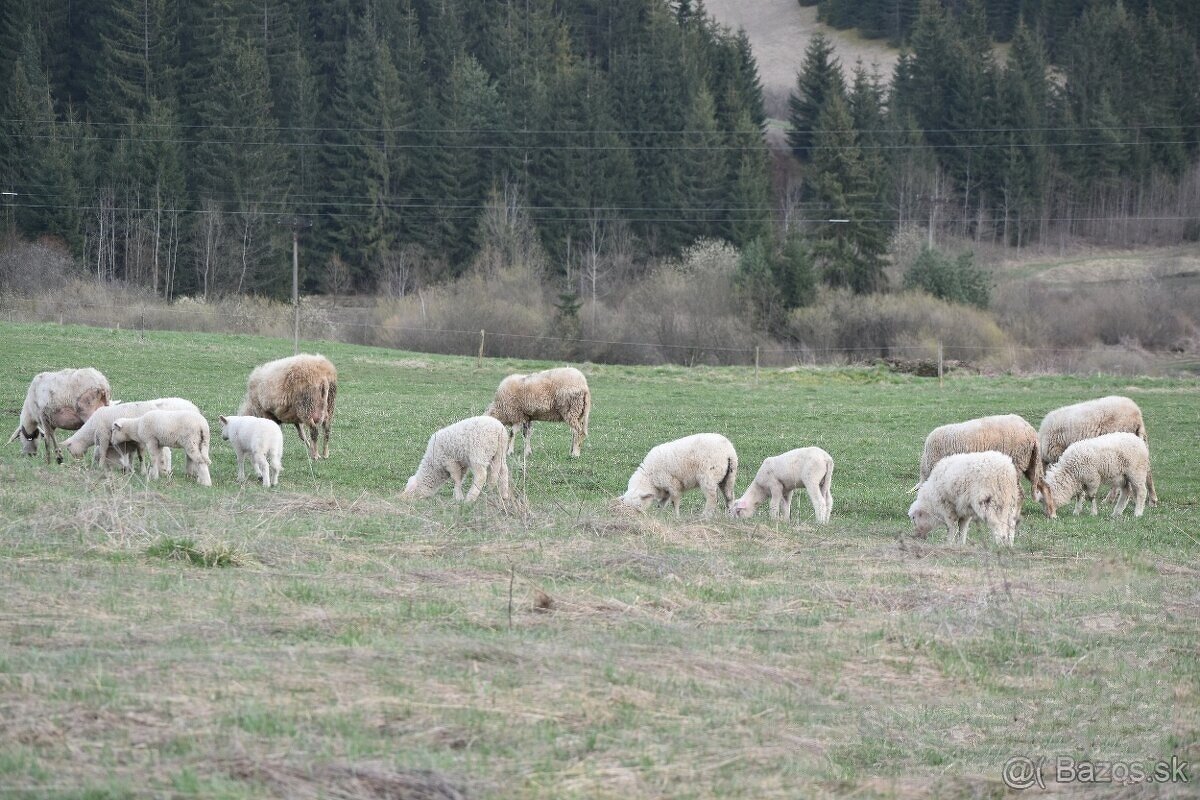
<box><xmin>1</xmin><ymin>321</ymin><xmax>1198</xmax><ymax>799</ymax></box>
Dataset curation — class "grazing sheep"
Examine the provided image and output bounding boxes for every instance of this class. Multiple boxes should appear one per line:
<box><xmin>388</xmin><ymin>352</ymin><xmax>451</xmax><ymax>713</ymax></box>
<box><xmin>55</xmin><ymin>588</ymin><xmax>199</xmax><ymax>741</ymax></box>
<box><xmin>917</xmin><ymin>414</ymin><xmax>1042</xmax><ymax>494</ymax></box>
<box><xmin>218</xmin><ymin>415</ymin><xmax>284</xmax><ymax>487</ymax></box>
<box><xmin>1035</xmin><ymin>432</ymin><xmax>1153</xmax><ymax>519</ymax></box>
<box><xmin>730</xmin><ymin>447</ymin><xmax>834</xmax><ymax>524</ymax></box>
<box><xmin>1038</xmin><ymin>394</ymin><xmax>1156</xmax><ymax>505</ymax></box>
<box><xmin>63</xmin><ymin>398</ymin><xmax>200</xmax><ymax>470</ymax></box>
<box><xmin>486</xmin><ymin>367</ymin><xmax>591</xmax><ymax>458</ymax></box>
<box><xmin>110</xmin><ymin>410</ymin><xmax>212</xmax><ymax>486</ymax></box>
<box><xmin>239</xmin><ymin>354</ymin><xmax>337</xmax><ymax>460</ymax></box>
<box><xmin>402</xmin><ymin>416</ymin><xmax>510</xmax><ymax>503</ymax></box>
<box><xmin>619</xmin><ymin>433</ymin><xmax>738</xmax><ymax>518</ymax></box>
<box><xmin>8</xmin><ymin>368</ymin><xmax>111</xmax><ymax>463</ymax></box>
<box><xmin>908</xmin><ymin>451</ymin><xmax>1023</xmax><ymax>545</ymax></box>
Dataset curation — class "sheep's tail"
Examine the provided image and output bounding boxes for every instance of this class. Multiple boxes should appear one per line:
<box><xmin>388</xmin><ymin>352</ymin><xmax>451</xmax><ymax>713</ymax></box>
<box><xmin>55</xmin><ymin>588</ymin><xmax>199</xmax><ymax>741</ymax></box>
<box><xmin>200</xmin><ymin>428</ymin><xmax>211</xmax><ymax>465</ymax></box>
<box><xmin>719</xmin><ymin>455</ymin><xmax>737</xmax><ymax>502</ymax></box>
<box><xmin>581</xmin><ymin>389</ymin><xmax>591</xmax><ymax>436</ymax></box>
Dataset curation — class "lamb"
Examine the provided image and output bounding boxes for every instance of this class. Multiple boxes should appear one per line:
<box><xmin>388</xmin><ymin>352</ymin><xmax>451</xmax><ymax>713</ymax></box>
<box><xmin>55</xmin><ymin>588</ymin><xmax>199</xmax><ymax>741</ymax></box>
<box><xmin>907</xmin><ymin>451</ymin><xmax>1023</xmax><ymax>545</ymax></box>
<box><xmin>402</xmin><ymin>416</ymin><xmax>510</xmax><ymax>503</ymax></box>
<box><xmin>486</xmin><ymin>367</ymin><xmax>591</xmax><ymax>458</ymax></box>
<box><xmin>916</xmin><ymin>414</ymin><xmax>1042</xmax><ymax>495</ymax></box>
<box><xmin>8</xmin><ymin>367</ymin><xmax>111</xmax><ymax>463</ymax></box>
<box><xmin>619</xmin><ymin>433</ymin><xmax>738</xmax><ymax>518</ymax></box>
<box><xmin>239</xmin><ymin>354</ymin><xmax>337</xmax><ymax>460</ymax></box>
<box><xmin>1035</xmin><ymin>432</ymin><xmax>1154</xmax><ymax>519</ymax></box>
<box><xmin>1038</xmin><ymin>394</ymin><xmax>1156</xmax><ymax>504</ymax></box>
<box><xmin>110</xmin><ymin>409</ymin><xmax>212</xmax><ymax>487</ymax></box>
<box><xmin>729</xmin><ymin>447</ymin><xmax>833</xmax><ymax>524</ymax></box>
<box><xmin>63</xmin><ymin>398</ymin><xmax>200</xmax><ymax>470</ymax></box>
<box><xmin>218</xmin><ymin>415</ymin><xmax>284</xmax><ymax>487</ymax></box>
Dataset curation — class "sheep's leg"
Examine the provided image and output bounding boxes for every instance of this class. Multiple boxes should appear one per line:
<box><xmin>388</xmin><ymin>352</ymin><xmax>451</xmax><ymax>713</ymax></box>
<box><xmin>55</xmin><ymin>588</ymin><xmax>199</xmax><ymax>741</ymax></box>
<box><xmin>521</xmin><ymin>422</ymin><xmax>533</xmax><ymax>458</ymax></box>
<box><xmin>768</xmin><ymin>485</ymin><xmax>783</xmax><ymax>520</ymax></box>
<box><xmin>506</xmin><ymin>427</ymin><xmax>516</xmax><ymax>456</ymax></box>
<box><xmin>253</xmin><ymin>454</ymin><xmax>270</xmax><ymax>487</ymax></box>
<box><xmin>569</xmin><ymin>419</ymin><xmax>584</xmax><ymax>458</ymax></box>
<box><xmin>320</xmin><ymin>418</ymin><xmax>331</xmax><ymax>459</ymax></box>
<box><xmin>236</xmin><ymin>451</ymin><xmax>247</xmax><ymax>482</ymax></box>
<box><xmin>464</xmin><ymin>463</ymin><xmax>488</xmax><ymax>502</ymax></box>
<box><xmin>1111</xmin><ymin>482</ymin><xmax>1130</xmax><ymax>517</ymax></box>
<box><xmin>146</xmin><ymin>439</ymin><xmax>162</xmax><ymax>480</ymax></box>
<box><xmin>447</xmin><ymin>463</ymin><xmax>465</xmax><ymax>500</ymax></box>
<box><xmin>1131</xmin><ymin>477</ymin><xmax>1146</xmax><ymax>517</ymax></box>
<box><xmin>782</xmin><ymin>490</ymin><xmax>795</xmax><ymax>522</ymax></box>
<box><xmin>805</xmin><ymin>482</ymin><xmax>825</xmax><ymax>523</ymax></box>
<box><xmin>294</xmin><ymin>422</ymin><xmax>318</xmax><ymax>460</ymax></box>
<box><xmin>306</xmin><ymin>424</ymin><xmax>321</xmax><ymax>459</ymax></box>
<box><xmin>957</xmin><ymin>518</ymin><xmax>971</xmax><ymax>545</ymax></box>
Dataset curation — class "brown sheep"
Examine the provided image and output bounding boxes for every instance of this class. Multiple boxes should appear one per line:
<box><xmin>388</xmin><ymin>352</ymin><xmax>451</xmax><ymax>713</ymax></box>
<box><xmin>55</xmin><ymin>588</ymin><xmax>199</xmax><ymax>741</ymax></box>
<box><xmin>8</xmin><ymin>367</ymin><xmax>111</xmax><ymax>463</ymax></box>
<box><xmin>485</xmin><ymin>367</ymin><xmax>591</xmax><ymax>458</ymax></box>
<box><xmin>238</xmin><ymin>354</ymin><xmax>337</xmax><ymax>459</ymax></box>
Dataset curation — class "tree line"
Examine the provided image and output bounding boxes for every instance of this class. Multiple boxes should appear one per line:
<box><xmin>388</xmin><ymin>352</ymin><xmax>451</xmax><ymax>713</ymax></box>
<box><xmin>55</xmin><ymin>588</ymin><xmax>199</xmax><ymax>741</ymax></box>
<box><xmin>0</xmin><ymin>0</ymin><xmax>1197</xmax><ymax>314</ymax></box>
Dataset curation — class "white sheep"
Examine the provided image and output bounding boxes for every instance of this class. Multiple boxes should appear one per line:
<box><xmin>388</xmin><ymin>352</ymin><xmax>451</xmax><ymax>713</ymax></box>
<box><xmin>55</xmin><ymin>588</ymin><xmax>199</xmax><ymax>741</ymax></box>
<box><xmin>1038</xmin><ymin>394</ymin><xmax>1156</xmax><ymax>505</ymax></box>
<box><xmin>1035</xmin><ymin>432</ymin><xmax>1153</xmax><ymax>519</ymax></box>
<box><xmin>8</xmin><ymin>367</ymin><xmax>111</xmax><ymax>463</ymax></box>
<box><xmin>239</xmin><ymin>354</ymin><xmax>337</xmax><ymax>460</ymax></box>
<box><xmin>402</xmin><ymin>416</ymin><xmax>510</xmax><ymax>503</ymax></box>
<box><xmin>908</xmin><ymin>451</ymin><xmax>1023</xmax><ymax>545</ymax></box>
<box><xmin>619</xmin><ymin>433</ymin><xmax>738</xmax><ymax>518</ymax></box>
<box><xmin>729</xmin><ymin>447</ymin><xmax>833</xmax><ymax>524</ymax></box>
<box><xmin>916</xmin><ymin>414</ymin><xmax>1042</xmax><ymax>494</ymax></box>
<box><xmin>218</xmin><ymin>415</ymin><xmax>284</xmax><ymax>487</ymax></box>
<box><xmin>110</xmin><ymin>410</ymin><xmax>212</xmax><ymax>487</ymax></box>
<box><xmin>486</xmin><ymin>367</ymin><xmax>591</xmax><ymax>458</ymax></box>
<box><xmin>63</xmin><ymin>398</ymin><xmax>199</xmax><ymax>470</ymax></box>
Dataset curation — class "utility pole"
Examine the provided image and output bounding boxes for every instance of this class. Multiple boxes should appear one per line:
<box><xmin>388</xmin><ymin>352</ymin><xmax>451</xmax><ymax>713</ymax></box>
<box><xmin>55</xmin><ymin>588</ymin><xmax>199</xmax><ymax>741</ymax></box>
<box><xmin>279</xmin><ymin>216</ymin><xmax>312</xmax><ymax>355</ymax></box>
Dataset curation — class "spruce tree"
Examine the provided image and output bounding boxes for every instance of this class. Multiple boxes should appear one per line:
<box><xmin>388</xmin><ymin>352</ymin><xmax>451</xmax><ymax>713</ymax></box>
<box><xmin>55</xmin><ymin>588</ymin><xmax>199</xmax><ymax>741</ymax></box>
<box><xmin>787</xmin><ymin>32</ymin><xmax>846</xmax><ymax>162</ymax></box>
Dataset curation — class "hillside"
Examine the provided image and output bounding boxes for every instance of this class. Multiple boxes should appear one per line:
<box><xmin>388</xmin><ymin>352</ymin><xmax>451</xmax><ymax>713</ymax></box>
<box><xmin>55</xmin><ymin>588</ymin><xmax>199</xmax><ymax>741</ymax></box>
<box><xmin>706</xmin><ymin>0</ymin><xmax>899</xmax><ymax>108</ymax></box>
<box><xmin>1</xmin><ymin>322</ymin><xmax>1198</xmax><ymax>797</ymax></box>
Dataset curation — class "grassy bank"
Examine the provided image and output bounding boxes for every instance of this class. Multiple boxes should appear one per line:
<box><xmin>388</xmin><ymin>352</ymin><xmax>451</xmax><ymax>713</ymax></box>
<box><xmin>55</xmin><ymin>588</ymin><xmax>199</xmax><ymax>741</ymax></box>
<box><xmin>1</xmin><ymin>322</ymin><xmax>1197</xmax><ymax>798</ymax></box>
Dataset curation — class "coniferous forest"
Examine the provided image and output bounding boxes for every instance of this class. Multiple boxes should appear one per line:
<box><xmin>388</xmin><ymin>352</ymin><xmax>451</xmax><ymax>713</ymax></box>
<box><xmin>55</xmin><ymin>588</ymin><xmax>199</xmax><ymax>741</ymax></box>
<box><xmin>0</xmin><ymin>0</ymin><xmax>1197</xmax><ymax>317</ymax></box>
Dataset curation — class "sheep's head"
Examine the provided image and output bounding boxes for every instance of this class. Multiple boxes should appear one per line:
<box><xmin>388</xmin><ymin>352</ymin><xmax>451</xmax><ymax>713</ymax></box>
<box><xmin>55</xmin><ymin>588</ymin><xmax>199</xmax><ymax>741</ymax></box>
<box><xmin>109</xmin><ymin>419</ymin><xmax>133</xmax><ymax>446</ymax></box>
<box><xmin>1035</xmin><ymin>478</ymin><xmax>1057</xmax><ymax>519</ymax></box>
<box><xmin>9</xmin><ymin>425</ymin><xmax>40</xmax><ymax>456</ymax></box>
<box><xmin>728</xmin><ymin>498</ymin><xmax>754</xmax><ymax>519</ymax></box>
<box><xmin>617</xmin><ymin>489</ymin><xmax>657</xmax><ymax>512</ymax></box>
<box><xmin>65</xmin><ymin>434</ymin><xmax>90</xmax><ymax>459</ymax></box>
<box><xmin>907</xmin><ymin>500</ymin><xmax>935</xmax><ymax>539</ymax></box>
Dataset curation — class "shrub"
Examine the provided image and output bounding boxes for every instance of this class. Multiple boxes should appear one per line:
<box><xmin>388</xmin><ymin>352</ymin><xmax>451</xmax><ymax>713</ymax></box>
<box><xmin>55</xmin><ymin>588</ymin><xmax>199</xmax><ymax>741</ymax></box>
<box><xmin>903</xmin><ymin>248</ymin><xmax>991</xmax><ymax>308</ymax></box>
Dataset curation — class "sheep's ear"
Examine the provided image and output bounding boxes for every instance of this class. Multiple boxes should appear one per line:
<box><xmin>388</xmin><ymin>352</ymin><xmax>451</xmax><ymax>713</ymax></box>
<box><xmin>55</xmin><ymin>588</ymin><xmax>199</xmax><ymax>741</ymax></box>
<box><xmin>6</xmin><ymin>426</ymin><xmax>20</xmax><ymax>444</ymax></box>
<box><xmin>219</xmin><ymin>415</ymin><xmax>228</xmax><ymax>425</ymax></box>
<box><xmin>112</xmin><ymin>421</ymin><xmax>123</xmax><ymax>431</ymax></box>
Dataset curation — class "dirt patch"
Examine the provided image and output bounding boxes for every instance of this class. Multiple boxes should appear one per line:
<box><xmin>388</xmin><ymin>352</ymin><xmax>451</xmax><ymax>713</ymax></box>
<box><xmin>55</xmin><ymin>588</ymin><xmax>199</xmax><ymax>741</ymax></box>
<box><xmin>226</xmin><ymin>758</ymin><xmax>469</xmax><ymax>800</ymax></box>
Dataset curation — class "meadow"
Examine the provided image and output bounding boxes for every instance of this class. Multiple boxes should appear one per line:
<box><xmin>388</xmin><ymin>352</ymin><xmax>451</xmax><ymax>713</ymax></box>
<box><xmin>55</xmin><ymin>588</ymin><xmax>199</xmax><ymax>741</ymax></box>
<box><xmin>1</xmin><ymin>321</ymin><xmax>1197</xmax><ymax>799</ymax></box>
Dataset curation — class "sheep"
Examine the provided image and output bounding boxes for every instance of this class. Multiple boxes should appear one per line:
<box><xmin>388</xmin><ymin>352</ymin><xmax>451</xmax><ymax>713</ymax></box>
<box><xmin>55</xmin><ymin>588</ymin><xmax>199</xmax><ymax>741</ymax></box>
<box><xmin>8</xmin><ymin>368</ymin><xmax>111</xmax><ymax>463</ymax></box>
<box><xmin>402</xmin><ymin>416</ymin><xmax>510</xmax><ymax>503</ymax></box>
<box><xmin>1038</xmin><ymin>394</ymin><xmax>1156</xmax><ymax>505</ymax></box>
<box><xmin>486</xmin><ymin>367</ymin><xmax>591</xmax><ymax>458</ymax></box>
<box><xmin>908</xmin><ymin>451</ymin><xmax>1023</xmax><ymax>545</ymax></box>
<box><xmin>110</xmin><ymin>409</ymin><xmax>212</xmax><ymax>487</ymax></box>
<box><xmin>729</xmin><ymin>447</ymin><xmax>833</xmax><ymax>524</ymax></box>
<box><xmin>217</xmin><ymin>415</ymin><xmax>283</xmax><ymax>487</ymax></box>
<box><xmin>916</xmin><ymin>414</ymin><xmax>1042</xmax><ymax>495</ymax></box>
<box><xmin>63</xmin><ymin>398</ymin><xmax>200</xmax><ymax>470</ymax></box>
<box><xmin>619</xmin><ymin>433</ymin><xmax>738</xmax><ymax>518</ymax></box>
<box><xmin>239</xmin><ymin>354</ymin><xmax>337</xmax><ymax>460</ymax></box>
<box><xmin>1035</xmin><ymin>432</ymin><xmax>1154</xmax><ymax>519</ymax></box>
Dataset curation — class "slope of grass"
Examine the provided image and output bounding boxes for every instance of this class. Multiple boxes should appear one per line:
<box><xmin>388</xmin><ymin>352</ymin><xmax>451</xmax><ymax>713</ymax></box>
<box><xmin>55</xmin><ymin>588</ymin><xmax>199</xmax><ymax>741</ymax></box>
<box><xmin>1</xmin><ymin>321</ymin><xmax>1197</xmax><ymax>799</ymax></box>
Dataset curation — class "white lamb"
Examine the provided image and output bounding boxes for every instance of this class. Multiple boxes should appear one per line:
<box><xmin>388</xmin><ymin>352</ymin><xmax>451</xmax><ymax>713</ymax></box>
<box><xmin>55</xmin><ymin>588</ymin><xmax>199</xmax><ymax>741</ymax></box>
<box><xmin>1038</xmin><ymin>394</ymin><xmax>1156</xmax><ymax>505</ymax></box>
<box><xmin>8</xmin><ymin>367</ymin><xmax>111</xmax><ymax>463</ymax></box>
<box><xmin>110</xmin><ymin>410</ymin><xmax>212</xmax><ymax>487</ymax></box>
<box><xmin>908</xmin><ymin>451</ymin><xmax>1023</xmax><ymax>545</ymax></box>
<box><xmin>619</xmin><ymin>433</ymin><xmax>738</xmax><ymax>518</ymax></box>
<box><xmin>486</xmin><ymin>367</ymin><xmax>591</xmax><ymax>458</ymax></box>
<box><xmin>916</xmin><ymin>414</ymin><xmax>1042</xmax><ymax>494</ymax></box>
<box><xmin>402</xmin><ymin>416</ymin><xmax>510</xmax><ymax>503</ymax></box>
<box><xmin>63</xmin><ymin>398</ymin><xmax>200</xmax><ymax>470</ymax></box>
<box><xmin>729</xmin><ymin>447</ymin><xmax>833</xmax><ymax>524</ymax></box>
<box><xmin>1035</xmin><ymin>432</ymin><xmax>1153</xmax><ymax>519</ymax></box>
<box><xmin>218</xmin><ymin>415</ymin><xmax>284</xmax><ymax>487</ymax></box>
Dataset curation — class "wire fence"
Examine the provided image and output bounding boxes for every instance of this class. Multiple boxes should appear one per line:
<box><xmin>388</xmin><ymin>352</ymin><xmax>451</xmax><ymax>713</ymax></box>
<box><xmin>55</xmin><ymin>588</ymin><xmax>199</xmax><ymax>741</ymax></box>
<box><xmin>2</xmin><ymin>295</ymin><xmax>1197</xmax><ymax>377</ymax></box>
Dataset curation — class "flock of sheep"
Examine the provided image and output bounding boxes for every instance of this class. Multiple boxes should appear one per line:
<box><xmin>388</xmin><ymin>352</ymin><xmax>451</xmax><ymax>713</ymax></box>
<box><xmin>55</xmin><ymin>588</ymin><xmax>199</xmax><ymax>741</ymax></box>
<box><xmin>8</xmin><ymin>356</ymin><xmax>1157</xmax><ymax>545</ymax></box>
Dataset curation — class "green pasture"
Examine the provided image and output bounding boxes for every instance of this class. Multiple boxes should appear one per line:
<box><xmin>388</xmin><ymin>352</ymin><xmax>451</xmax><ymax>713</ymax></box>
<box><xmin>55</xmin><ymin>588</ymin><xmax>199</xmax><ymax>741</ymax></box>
<box><xmin>0</xmin><ymin>321</ymin><xmax>1196</xmax><ymax>799</ymax></box>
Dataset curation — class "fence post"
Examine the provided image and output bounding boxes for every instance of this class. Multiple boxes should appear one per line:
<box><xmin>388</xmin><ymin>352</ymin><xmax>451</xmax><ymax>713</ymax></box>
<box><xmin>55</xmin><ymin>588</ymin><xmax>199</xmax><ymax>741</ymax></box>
<box><xmin>478</xmin><ymin>329</ymin><xmax>485</xmax><ymax>368</ymax></box>
<box><xmin>754</xmin><ymin>345</ymin><xmax>760</xmax><ymax>385</ymax></box>
<box><xmin>937</xmin><ymin>340</ymin><xmax>944</xmax><ymax>388</ymax></box>
<box><xmin>139</xmin><ymin>307</ymin><xmax>145</xmax><ymax>342</ymax></box>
